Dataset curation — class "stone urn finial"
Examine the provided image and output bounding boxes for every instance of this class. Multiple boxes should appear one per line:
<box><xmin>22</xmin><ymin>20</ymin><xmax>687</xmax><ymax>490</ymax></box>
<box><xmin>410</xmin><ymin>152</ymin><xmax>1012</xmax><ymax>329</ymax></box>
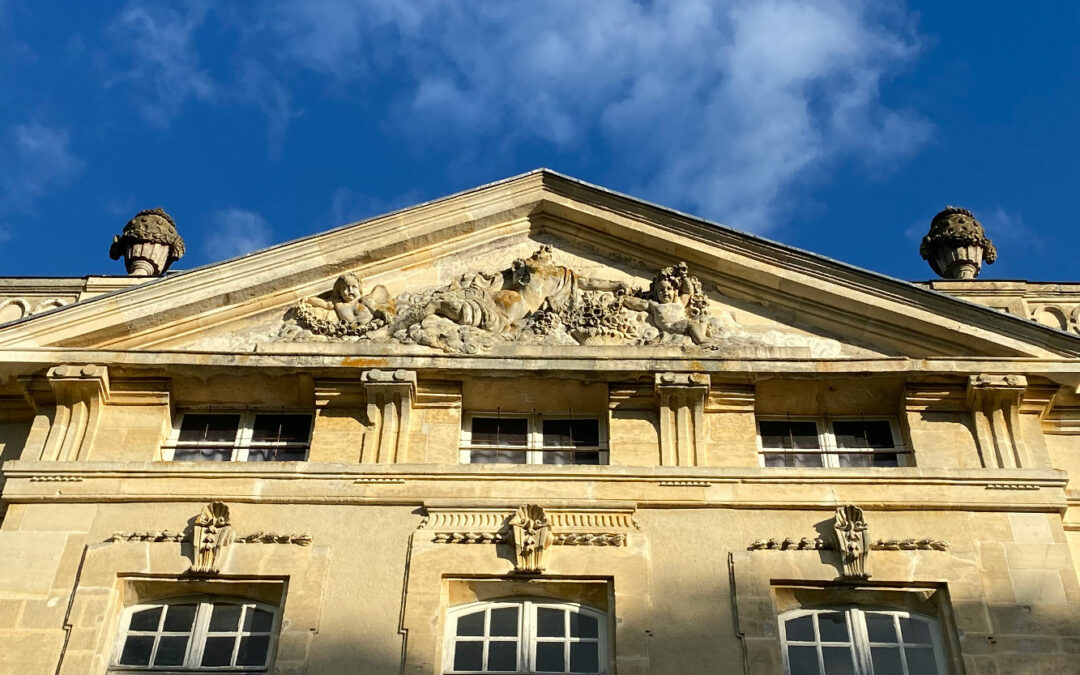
<box><xmin>109</xmin><ymin>208</ymin><xmax>186</xmax><ymax>276</ymax></box>
<box><xmin>919</xmin><ymin>206</ymin><xmax>997</xmax><ymax>280</ymax></box>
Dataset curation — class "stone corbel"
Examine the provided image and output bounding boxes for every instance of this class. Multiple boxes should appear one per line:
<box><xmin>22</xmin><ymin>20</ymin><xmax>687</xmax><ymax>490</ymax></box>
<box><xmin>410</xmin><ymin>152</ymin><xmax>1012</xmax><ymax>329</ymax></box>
<box><xmin>363</xmin><ymin>369</ymin><xmax>417</xmax><ymax>463</ymax></box>
<box><xmin>41</xmin><ymin>364</ymin><xmax>111</xmax><ymax>461</ymax></box>
<box><xmin>966</xmin><ymin>374</ymin><xmax>1028</xmax><ymax>468</ymax></box>
<box><xmin>655</xmin><ymin>372</ymin><xmax>709</xmax><ymax>466</ymax></box>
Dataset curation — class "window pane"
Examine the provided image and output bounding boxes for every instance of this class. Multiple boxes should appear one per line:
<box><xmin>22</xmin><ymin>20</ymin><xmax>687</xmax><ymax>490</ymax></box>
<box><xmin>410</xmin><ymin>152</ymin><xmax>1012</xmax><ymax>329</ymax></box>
<box><xmin>821</xmin><ymin>646</ymin><xmax>855</xmax><ymax>675</ymax></box>
<box><xmin>247</xmin><ymin>446</ymin><xmax>308</xmax><ymax>462</ymax></box>
<box><xmin>832</xmin><ymin>421</ymin><xmax>894</xmax><ymax>449</ymax></box>
<box><xmin>536</xmin><ymin>642</ymin><xmax>565</xmax><ymax>672</ymax></box>
<box><xmin>865</xmin><ymin>613</ymin><xmax>897</xmax><ymax>642</ymax></box>
<box><xmin>457</xmin><ymin>611</ymin><xmax>485</xmax><ymax>637</ymax></box>
<box><xmin>759</xmin><ymin>421</ymin><xmax>820</xmax><ymax>449</ymax></box>
<box><xmin>237</xmin><ymin>635</ymin><xmax>271</xmax><ymax>666</ymax></box>
<box><xmin>836</xmin><ymin>453</ymin><xmax>872</xmax><ymax>468</ymax></box>
<box><xmin>162</xmin><ymin>603</ymin><xmax>197</xmax><ymax>632</ymax></box>
<box><xmin>870</xmin><ymin>452</ymin><xmax>900</xmax><ymax>467</ymax></box>
<box><xmin>208</xmin><ymin>603</ymin><xmax>242</xmax><ymax>631</ymax></box>
<box><xmin>569</xmin><ymin>642</ymin><xmax>599</xmax><ymax>673</ymax></box>
<box><xmin>252</xmin><ymin>414</ymin><xmax>312</xmax><ymax>443</ymax></box>
<box><xmin>763</xmin><ymin>453</ymin><xmax>824</xmax><ymax>468</ymax></box>
<box><xmin>173</xmin><ymin>447</ymin><xmax>231</xmax><ymax>461</ymax></box>
<box><xmin>904</xmin><ymin>646</ymin><xmax>940</xmax><ymax>673</ymax></box>
<box><xmin>153</xmin><ymin>635</ymin><xmax>189</xmax><ymax>666</ymax></box>
<box><xmin>871</xmin><ymin>647</ymin><xmax>903</xmax><ymax>675</ymax></box>
<box><xmin>537</xmin><ymin>607</ymin><xmax>565</xmax><ymax>637</ymax></box>
<box><xmin>817</xmin><ymin>611</ymin><xmax>850</xmax><ymax>642</ymax></box>
<box><xmin>178</xmin><ymin>414</ymin><xmax>240</xmax><ymax>442</ymax></box>
<box><xmin>784</xmin><ymin>615</ymin><xmax>815</xmax><ymax>642</ymax></box>
<box><xmin>244</xmin><ymin>607</ymin><xmax>275</xmax><ymax>632</ymax></box>
<box><xmin>899</xmin><ymin>616</ymin><xmax>933</xmax><ymax>644</ymax></box>
<box><xmin>489</xmin><ymin>607</ymin><xmax>519</xmax><ymax>637</ymax></box>
<box><xmin>470</xmin><ymin>449</ymin><xmax>528</xmax><ymax>464</ymax></box>
<box><xmin>569</xmin><ymin>612</ymin><xmax>598</xmax><ymax>639</ymax></box>
<box><xmin>542</xmin><ymin>419</ymin><xmax>600</xmax><ymax>448</ymax></box>
<box><xmin>128</xmin><ymin>606</ymin><xmax>162</xmax><ymax>632</ymax></box>
<box><xmin>201</xmin><ymin>636</ymin><xmax>236</xmax><ymax>666</ymax></box>
<box><xmin>786</xmin><ymin>645</ymin><xmax>819</xmax><ymax>675</ymax></box>
<box><xmin>453</xmin><ymin>641</ymin><xmax>483</xmax><ymax>671</ymax></box>
<box><xmin>118</xmin><ymin>635</ymin><xmax>155</xmax><ymax>666</ymax></box>
<box><xmin>471</xmin><ymin>418</ymin><xmax>528</xmax><ymax>446</ymax></box>
<box><xmin>487</xmin><ymin>641</ymin><xmax>518</xmax><ymax>671</ymax></box>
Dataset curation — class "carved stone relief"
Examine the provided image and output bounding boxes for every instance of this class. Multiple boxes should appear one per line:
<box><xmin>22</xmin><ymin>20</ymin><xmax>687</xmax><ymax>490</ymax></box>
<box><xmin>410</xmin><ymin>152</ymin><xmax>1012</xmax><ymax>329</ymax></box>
<box><xmin>278</xmin><ymin>246</ymin><xmax>843</xmax><ymax>356</ymax></box>
<box><xmin>833</xmin><ymin>504</ymin><xmax>870</xmax><ymax>580</ymax></box>
<box><xmin>421</xmin><ymin>505</ymin><xmax>636</xmax><ymax>574</ymax></box>
<box><xmin>747</xmin><ymin>504</ymin><xmax>950</xmax><ymax>581</ymax></box>
<box><xmin>192</xmin><ymin>501</ymin><xmax>234</xmax><ymax>574</ymax></box>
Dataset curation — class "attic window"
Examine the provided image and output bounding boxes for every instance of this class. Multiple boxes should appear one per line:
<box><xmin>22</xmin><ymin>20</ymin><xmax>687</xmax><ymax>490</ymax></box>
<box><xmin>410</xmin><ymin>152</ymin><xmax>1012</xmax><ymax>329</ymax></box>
<box><xmin>757</xmin><ymin>418</ymin><xmax>909</xmax><ymax>468</ymax></box>
<box><xmin>164</xmin><ymin>412</ymin><xmax>312</xmax><ymax>462</ymax></box>
<box><xmin>461</xmin><ymin>414</ymin><xmax>607</xmax><ymax>465</ymax></box>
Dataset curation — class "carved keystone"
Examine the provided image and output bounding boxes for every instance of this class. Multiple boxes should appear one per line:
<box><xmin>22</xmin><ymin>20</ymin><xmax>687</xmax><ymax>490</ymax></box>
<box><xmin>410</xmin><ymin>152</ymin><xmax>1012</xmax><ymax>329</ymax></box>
<box><xmin>655</xmin><ymin>372</ymin><xmax>710</xmax><ymax>466</ymax></box>
<box><xmin>42</xmin><ymin>365</ymin><xmax>110</xmax><ymax>461</ymax></box>
<box><xmin>967</xmin><ymin>374</ymin><xmax>1028</xmax><ymax>469</ymax></box>
<box><xmin>833</xmin><ymin>504</ymin><xmax>870</xmax><ymax>580</ymax></box>
<box><xmin>509</xmin><ymin>504</ymin><xmax>553</xmax><ymax>574</ymax></box>
<box><xmin>191</xmin><ymin>501</ymin><xmax>233</xmax><ymax>575</ymax></box>
<box><xmin>362</xmin><ymin>369</ymin><xmax>417</xmax><ymax>463</ymax></box>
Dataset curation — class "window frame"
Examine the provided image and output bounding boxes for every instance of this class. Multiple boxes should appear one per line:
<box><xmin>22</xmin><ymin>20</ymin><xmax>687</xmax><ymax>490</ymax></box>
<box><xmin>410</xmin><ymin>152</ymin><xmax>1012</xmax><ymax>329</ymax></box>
<box><xmin>109</xmin><ymin>595</ymin><xmax>281</xmax><ymax>673</ymax></box>
<box><xmin>163</xmin><ymin>411</ymin><xmax>313</xmax><ymax>462</ymax></box>
<box><xmin>444</xmin><ymin>598</ymin><xmax>608</xmax><ymax>675</ymax></box>
<box><xmin>459</xmin><ymin>412</ymin><xmax>609</xmax><ymax>465</ymax></box>
<box><xmin>756</xmin><ymin>416</ymin><xmax>910</xmax><ymax>468</ymax></box>
<box><xmin>779</xmin><ymin>606</ymin><xmax>947</xmax><ymax>675</ymax></box>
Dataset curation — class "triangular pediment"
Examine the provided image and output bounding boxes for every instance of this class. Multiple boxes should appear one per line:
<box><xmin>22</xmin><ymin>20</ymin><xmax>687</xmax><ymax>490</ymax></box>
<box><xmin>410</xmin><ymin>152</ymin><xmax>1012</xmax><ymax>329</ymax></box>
<box><xmin>2</xmin><ymin>170</ymin><xmax>1078</xmax><ymax>360</ymax></box>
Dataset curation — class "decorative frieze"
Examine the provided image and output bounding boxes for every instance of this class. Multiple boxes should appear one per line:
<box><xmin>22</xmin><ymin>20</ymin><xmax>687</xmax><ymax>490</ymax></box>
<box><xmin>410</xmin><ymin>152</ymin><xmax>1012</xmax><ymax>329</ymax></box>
<box><xmin>746</xmin><ymin>504</ymin><xmax>950</xmax><ymax>581</ymax></box>
<box><xmin>422</xmin><ymin>505</ymin><xmax>636</xmax><ymax>573</ymax></box>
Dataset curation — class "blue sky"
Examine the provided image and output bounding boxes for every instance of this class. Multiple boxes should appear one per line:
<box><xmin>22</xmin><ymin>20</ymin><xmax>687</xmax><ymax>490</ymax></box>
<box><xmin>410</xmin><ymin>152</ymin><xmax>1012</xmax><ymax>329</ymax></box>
<box><xmin>1</xmin><ymin>1</ymin><xmax>1078</xmax><ymax>281</ymax></box>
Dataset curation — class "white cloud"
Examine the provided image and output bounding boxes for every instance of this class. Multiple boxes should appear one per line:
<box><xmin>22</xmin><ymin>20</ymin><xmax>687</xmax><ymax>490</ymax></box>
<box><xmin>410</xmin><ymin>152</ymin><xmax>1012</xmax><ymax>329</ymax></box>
<box><xmin>254</xmin><ymin>0</ymin><xmax>930</xmax><ymax>232</ymax></box>
<box><xmin>104</xmin><ymin>2</ymin><xmax>215</xmax><ymax>126</ymax></box>
<box><xmin>204</xmin><ymin>208</ymin><xmax>273</xmax><ymax>260</ymax></box>
<box><xmin>0</xmin><ymin>121</ymin><xmax>84</xmax><ymax>213</ymax></box>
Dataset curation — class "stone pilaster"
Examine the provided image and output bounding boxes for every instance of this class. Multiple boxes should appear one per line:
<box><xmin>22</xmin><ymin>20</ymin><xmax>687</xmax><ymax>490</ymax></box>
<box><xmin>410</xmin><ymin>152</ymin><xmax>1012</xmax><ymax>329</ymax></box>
<box><xmin>363</xmin><ymin>369</ymin><xmax>416</xmax><ymax>463</ymax></box>
<box><xmin>654</xmin><ymin>372</ymin><xmax>709</xmax><ymax>467</ymax></box>
<box><xmin>966</xmin><ymin>374</ymin><xmax>1028</xmax><ymax>468</ymax></box>
<box><xmin>42</xmin><ymin>364</ymin><xmax>111</xmax><ymax>461</ymax></box>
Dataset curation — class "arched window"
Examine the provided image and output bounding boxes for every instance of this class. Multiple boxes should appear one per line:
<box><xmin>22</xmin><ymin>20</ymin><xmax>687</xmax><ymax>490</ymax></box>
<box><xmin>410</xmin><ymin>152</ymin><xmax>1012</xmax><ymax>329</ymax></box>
<box><xmin>779</xmin><ymin>607</ymin><xmax>947</xmax><ymax>675</ymax></box>
<box><xmin>111</xmin><ymin>596</ymin><xmax>278</xmax><ymax>671</ymax></box>
<box><xmin>445</xmin><ymin>599</ymin><xmax>607</xmax><ymax>674</ymax></box>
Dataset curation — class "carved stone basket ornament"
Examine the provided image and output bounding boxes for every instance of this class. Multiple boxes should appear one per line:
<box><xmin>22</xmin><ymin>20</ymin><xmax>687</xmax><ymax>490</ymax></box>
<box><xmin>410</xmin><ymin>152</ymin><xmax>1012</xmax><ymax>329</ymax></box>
<box><xmin>920</xmin><ymin>206</ymin><xmax>997</xmax><ymax>280</ymax></box>
<box><xmin>109</xmin><ymin>208</ymin><xmax>186</xmax><ymax>277</ymax></box>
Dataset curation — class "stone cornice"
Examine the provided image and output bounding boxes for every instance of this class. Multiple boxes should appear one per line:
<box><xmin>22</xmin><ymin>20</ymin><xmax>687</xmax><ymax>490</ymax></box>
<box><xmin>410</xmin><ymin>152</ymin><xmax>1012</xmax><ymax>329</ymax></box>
<box><xmin>2</xmin><ymin>461</ymin><xmax>1067</xmax><ymax>513</ymax></box>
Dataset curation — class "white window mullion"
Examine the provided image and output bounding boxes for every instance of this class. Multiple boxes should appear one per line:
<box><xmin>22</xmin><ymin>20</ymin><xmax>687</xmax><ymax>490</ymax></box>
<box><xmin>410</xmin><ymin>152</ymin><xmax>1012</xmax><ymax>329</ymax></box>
<box><xmin>235</xmin><ymin>412</ymin><xmax>256</xmax><ymax>461</ymax></box>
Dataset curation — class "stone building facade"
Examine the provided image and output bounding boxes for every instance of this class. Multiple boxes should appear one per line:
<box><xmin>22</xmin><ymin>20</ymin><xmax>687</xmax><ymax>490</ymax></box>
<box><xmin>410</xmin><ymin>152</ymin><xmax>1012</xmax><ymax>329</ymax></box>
<box><xmin>0</xmin><ymin>170</ymin><xmax>1078</xmax><ymax>675</ymax></box>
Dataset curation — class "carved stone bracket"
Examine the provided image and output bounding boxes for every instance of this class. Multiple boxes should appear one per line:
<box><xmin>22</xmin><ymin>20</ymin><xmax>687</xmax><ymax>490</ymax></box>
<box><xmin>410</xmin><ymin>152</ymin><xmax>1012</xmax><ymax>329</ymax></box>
<box><xmin>747</xmin><ymin>504</ymin><xmax>950</xmax><ymax>581</ymax></box>
<box><xmin>967</xmin><ymin>374</ymin><xmax>1029</xmax><ymax>468</ymax></box>
<box><xmin>42</xmin><ymin>365</ymin><xmax>111</xmax><ymax>461</ymax></box>
<box><xmin>363</xmin><ymin>369</ymin><xmax>416</xmax><ymax>463</ymax></box>
<box><xmin>422</xmin><ymin>505</ymin><xmax>637</xmax><ymax>574</ymax></box>
<box><xmin>655</xmin><ymin>372</ymin><xmax>710</xmax><ymax>467</ymax></box>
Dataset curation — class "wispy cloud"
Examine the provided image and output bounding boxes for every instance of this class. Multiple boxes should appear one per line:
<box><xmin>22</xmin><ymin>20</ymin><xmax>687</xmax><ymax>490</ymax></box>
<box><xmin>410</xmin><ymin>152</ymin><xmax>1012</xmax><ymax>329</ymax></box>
<box><xmin>104</xmin><ymin>2</ymin><xmax>215</xmax><ymax>126</ymax></box>
<box><xmin>0</xmin><ymin>121</ymin><xmax>84</xmax><ymax>214</ymax></box>
<box><xmin>253</xmin><ymin>0</ymin><xmax>930</xmax><ymax>232</ymax></box>
<box><xmin>203</xmin><ymin>208</ymin><xmax>273</xmax><ymax>260</ymax></box>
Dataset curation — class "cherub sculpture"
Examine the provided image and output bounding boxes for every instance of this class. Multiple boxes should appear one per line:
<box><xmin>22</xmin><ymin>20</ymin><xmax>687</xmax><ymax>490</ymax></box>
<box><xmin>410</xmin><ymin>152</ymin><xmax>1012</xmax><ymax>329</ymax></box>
<box><xmin>295</xmin><ymin>273</ymin><xmax>394</xmax><ymax>336</ymax></box>
<box><xmin>623</xmin><ymin>262</ymin><xmax>711</xmax><ymax>344</ymax></box>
